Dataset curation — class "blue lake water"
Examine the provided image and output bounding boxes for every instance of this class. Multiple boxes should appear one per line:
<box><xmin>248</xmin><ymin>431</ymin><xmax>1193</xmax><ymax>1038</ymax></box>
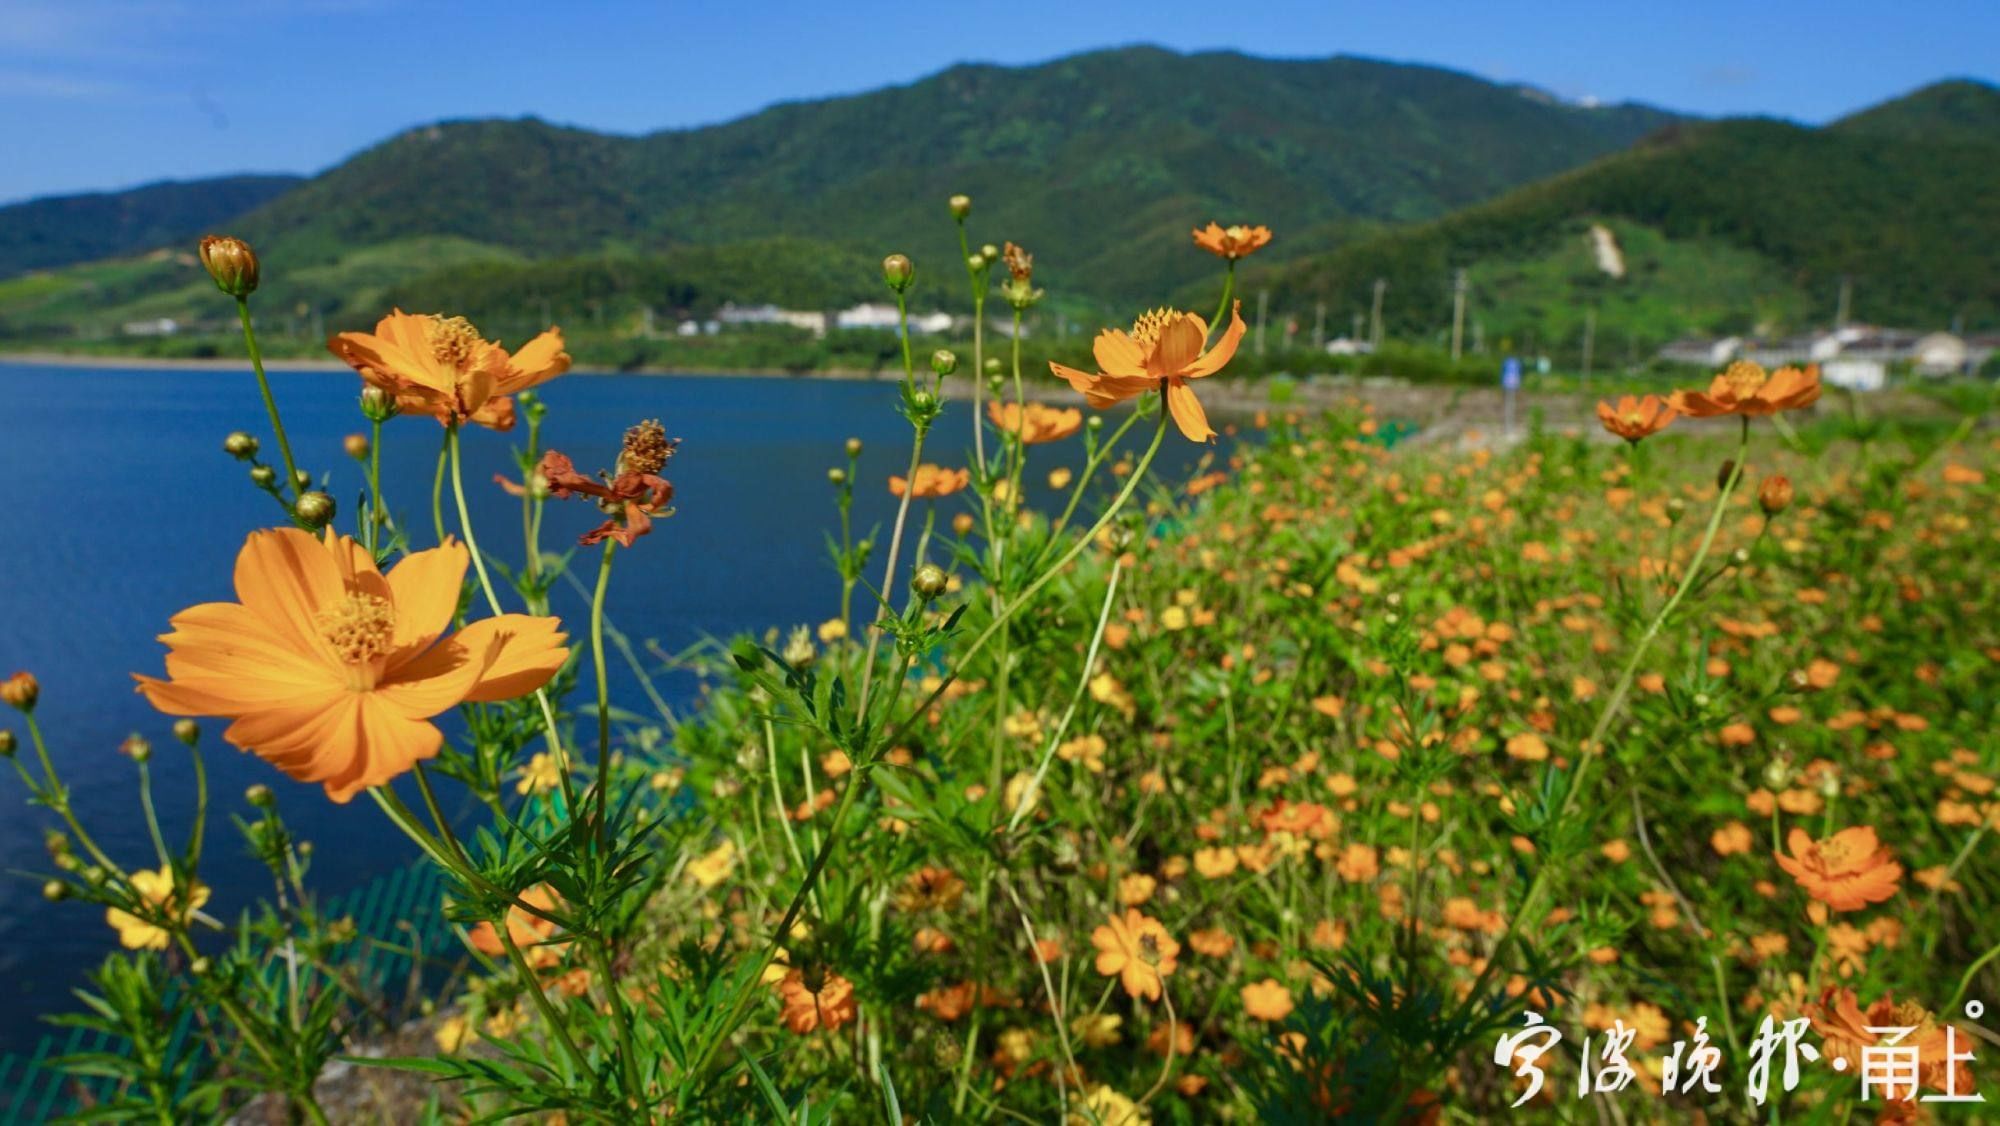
<box><xmin>0</xmin><ymin>360</ymin><xmax>1233</xmax><ymax>1053</ymax></box>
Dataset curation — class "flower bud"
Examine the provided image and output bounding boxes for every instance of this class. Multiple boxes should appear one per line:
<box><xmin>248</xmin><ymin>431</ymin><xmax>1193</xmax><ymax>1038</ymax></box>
<box><xmin>198</xmin><ymin>235</ymin><xmax>260</xmax><ymax>298</ymax></box>
<box><xmin>119</xmin><ymin>734</ymin><xmax>152</xmax><ymax>763</ymax></box>
<box><xmin>297</xmin><ymin>841</ymin><xmax>313</xmax><ymax>858</ymax></box>
<box><xmin>293</xmin><ymin>469</ymin><xmax>313</xmax><ymax>491</ymax></box>
<box><xmin>781</xmin><ymin>626</ymin><xmax>816</xmax><ymax>671</ymax></box>
<box><xmin>41</xmin><ymin>880</ymin><xmax>68</xmax><ymax>903</ymax></box>
<box><xmin>931</xmin><ymin>349</ymin><xmax>958</xmax><ymax>376</ymax></box>
<box><xmin>246</xmin><ymin>784</ymin><xmax>274</xmax><ymax>808</ymax></box>
<box><xmin>911</xmin><ymin>563</ymin><xmax>949</xmax><ymax>601</ymax></box>
<box><xmin>979</xmin><ymin>244</ymin><xmax>999</xmax><ymax>264</ymax></box>
<box><xmin>0</xmin><ymin>730</ymin><xmax>15</xmax><ymax>758</ymax></box>
<box><xmin>1664</xmin><ymin>497</ymin><xmax>1686</xmax><ymax>523</ymax></box>
<box><xmin>948</xmin><ymin>194</ymin><xmax>972</xmax><ymax>220</ymax></box>
<box><xmin>294</xmin><ymin>491</ymin><xmax>337</xmax><ymax>528</ymax></box>
<box><xmin>42</xmin><ymin>829</ymin><xmax>67</xmax><ymax>856</ymax></box>
<box><xmin>359</xmin><ymin>387</ymin><xmax>399</xmax><ymax>422</ymax></box>
<box><xmin>967</xmin><ymin>254</ymin><xmax>986</xmax><ymax>273</ymax></box>
<box><xmin>249</xmin><ymin>465</ymin><xmax>277</xmax><ymax>488</ymax></box>
<box><xmin>343</xmin><ymin>433</ymin><xmax>371</xmax><ymax>460</ymax></box>
<box><xmin>952</xmin><ymin>513</ymin><xmax>975</xmax><ymax>537</ymax></box>
<box><xmin>828</xmin><ymin>467</ymin><xmax>848</xmax><ymax>486</ymax></box>
<box><xmin>1816</xmin><ymin>766</ymin><xmax>1841</xmax><ymax>799</ymax></box>
<box><xmin>190</xmin><ymin>956</ymin><xmax>212</xmax><ymax>976</ymax></box>
<box><xmin>173</xmin><ymin>719</ymin><xmax>200</xmax><ymax>746</ymax></box>
<box><xmin>983</xmin><ymin>357</ymin><xmax>1003</xmax><ymax>377</ymax></box>
<box><xmin>224</xmin><ymin>431</ymin><xmax>260</xmax><ymax>460</ymax></box>
<box><xmin>881</xmin><ymin>254</ymin><xmax>914</xmax><ymax>291</ymax></box>
<box><xmin>1716</xmin><ymin>459</ymin><xmax>1738</xmax><ymax>491</ymax></box>
<box><xmin>1</xmin><ymin>671</ymin><xmax>38</xmax><ymax>713</ymax></box>
<box><xmin>845</xmin><ymin>437</ymin><xmax>863</xmax><ymax>459</ymax></box>
<box><xmin>1762</xmin><ymin>757</ymin><xmax>1793</xmax><ymax>789</ymax></box>
<box><xmin>1758</xmin><ymin>475</ymin><xmax>1792</xmax><ymax>516</ymax></box>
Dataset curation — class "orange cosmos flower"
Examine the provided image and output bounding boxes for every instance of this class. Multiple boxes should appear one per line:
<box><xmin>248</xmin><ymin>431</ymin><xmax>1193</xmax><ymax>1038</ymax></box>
<box><xmin>1051</xmin><ymin>303</ymin><xmax>1247</xmax><ymax>443</ymax></box>
<box><xmin>1191</xmin><ymin>222</ymin><xmax>1273</xmax><ymax>260</ymax></box>
<box><xmin>987</xmin><ymin>399</ymin><xmax>1083</xmax><ymax>445</ymax></box>
<box><xmin>889</xmin><ymin>464</ymin><xmax>970</xmax><ymax>498</ymax></box>
<box><xmin>328</xmin><ymin>309</ymin><xmax>569</xmax><ymax>431</ymax></box>
<box><xmin>1671</xmin><ymin>361</ymin><xmax>1821</xmax><ymax>418</ymax></box>
<box><xmin>1596</xmin><ymin>394</ymin><xmax>1677</xmax><ymax>443</ymax></box>
<box><xmin>1775</xmin><ymin>826</ymin><xmax>1903</xmax><ymax>911</ymax></box>
<box><xmin>1091</xmin><ymin>909</ymin><xmax>1179</xmax><ymax>1001</ymax></box>
<box><xmin>466</xmin><ymin>884</ymin><xmax>569</xmax><ymax>968</ymax></box>
<box><xmin>1805</xmin><ymin>987</ymin><xmax>1973</xmax><ymax>1098</ymax></box>
<box><xmin>1241</xmin><ymin>978</ymin><xmax>1295</xmax><ymax>1022</ymax></box>
<box><xmin>136</xmin><ymin>528</ymin><xmax>569</xmax><ymax>802</ymax></box>
<box><xmin>777</xmin><ymin>968</ymin><xmax>858</xmax><ymax>1034</ymax></box>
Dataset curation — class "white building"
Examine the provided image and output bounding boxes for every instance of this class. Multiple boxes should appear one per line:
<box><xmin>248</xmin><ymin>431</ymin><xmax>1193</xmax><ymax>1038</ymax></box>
<box><xmin>835</xmin><ymin>304</ymin><xmax>952</xmax><ymax>334</ymax></box>
<box><xmin>716</xmin><ymin>303</ymin><xmax>828</xmax><ymax>337</ymax></box>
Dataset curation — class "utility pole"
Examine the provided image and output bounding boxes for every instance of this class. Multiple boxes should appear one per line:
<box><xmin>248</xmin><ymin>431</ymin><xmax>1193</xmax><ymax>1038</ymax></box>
<box><xmin>1581</xmin><ymin>307</ymin><xmax>1596</xmax><ymax>382</ymax></box>
<box><xmin>1835</xmin><ymin>276</ymin><xmax>1852</xmax><ymax>329</ymax></box>
<box><xmin>1312</xmin><ymin>301</ymin><xmax>1326</xmax><ymax>350</ymax></box>
<box><xmin>1255</xmin><ymin>289</ymin><xmax>1269</xmax><ymax>358</ymax></box>
<box><xmin>1352</xmin><ymin>312</ymin><xmax>1365</xmax><ymax>341</ymax></box>
<box><xmin>1450</xmin><ymin>268</ymin><xmax>1468</xmax><ymax>362</ymax></box>
<box><xmin>1369</xmin><ymin>278</ymin><xmax>1387</xmax><ymax>348</ymax></box>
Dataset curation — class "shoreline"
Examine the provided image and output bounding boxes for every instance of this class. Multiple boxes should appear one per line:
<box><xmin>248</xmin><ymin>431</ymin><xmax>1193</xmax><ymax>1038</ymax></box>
<box><xmin>0</xmin><ymin>350</ymin><xmax>898</xmax><ymax>380</ymax></box>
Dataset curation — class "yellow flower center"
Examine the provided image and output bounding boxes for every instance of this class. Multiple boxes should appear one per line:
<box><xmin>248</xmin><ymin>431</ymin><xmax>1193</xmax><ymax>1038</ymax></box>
<box><xmin>1225</xmin><ymin>225</ymin><xmax>1250</xmax><ymax>243</ymax></box>
<box><xmin>318</xmin><ymin>592</ymin><xmax>397</xmax><ymax>667</ymax></box>
<box><xmin>1128</xmin><ymin>308</ymin><xmax>1180</xmax><ymax>352</ymax></box>
<box><xmin>1719</xmin><ymin>360</ymin><xmax>1768</xmax><ymax>399</ymax></box>
<box><xmin>425</xmin><ymin>315</ymin><xmax>485</xmax><ymax>370</ymax></box>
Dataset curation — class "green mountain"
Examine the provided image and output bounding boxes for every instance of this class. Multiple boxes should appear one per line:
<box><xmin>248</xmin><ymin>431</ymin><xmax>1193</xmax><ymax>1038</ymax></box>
<box><xmin>1832</xmin><ymin>78</ymin><xmax>2000</xmax><ymax>147</ymax></box>
<box><xmin>1226</xmin><ymin>94</ymin><xmax>2000</xmax><ymax>361</ymax></box>
<box><xmin>0</xmin><ymin>175</ymin><xmax>302</xmax><ymax>279</ymax></box>
<box><xmin>232</xmin><ymin>47</ymin><xmax>1681</xmax><ymax>304</ymax></box>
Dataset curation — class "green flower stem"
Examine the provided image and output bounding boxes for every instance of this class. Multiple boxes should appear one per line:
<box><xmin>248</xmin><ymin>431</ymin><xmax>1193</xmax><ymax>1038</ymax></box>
<box><xmin>1208</xmin><ymin>260</ymin><xmax>1236</xmax><ymax>346</ymax></box>
<box><xmin>1007</xmin><ymin>556</ymin><xmax>1123</xmax><ymax>834</ymax></box>
<box><xmin>495</xmin><ymin>923</ymin><xmax>602</xmax><ymax>1099</ymax></box>
<box><xmin>588</xmin><ymin>539</ymin><xmax>617</xmax><ymax>850</ymax></box>
<box><xmin>1450</xmin><ymin>414</ymin><xmax>1752</xmax><ymax>1026</ymax></box>
<box><xmin>883</xmin><ymin>403</ymin><xmax>1170</xmax><ymax>754</ymax></box>
<box><xmin>235</xmin><ymin>297</ymin><xmax>303</xmax><ymax>504</ymax></box>
<box><xmin>854</xmin><ymin>289</ymin><xmax>925</xmax><ymax>721</ymax></box>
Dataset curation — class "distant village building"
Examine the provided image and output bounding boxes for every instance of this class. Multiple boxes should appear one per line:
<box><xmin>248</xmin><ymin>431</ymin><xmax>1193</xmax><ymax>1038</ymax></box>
<box><xmin>121</xmin><ymin>317</ymin><xmax>181</xmax><ymax>337</ymax></box>
<box><xmin>1323</xmin><ymin>336</ymin><xmax>1375</xmax><ymax>356</ymax></box>
<box><xmin>1658</xmin><ymin>325</ymin><xmax>1991</xmax><ymax>388</ymax></box>
<box><xmin>835</xmin><ymin>304</ymin><xmax>952</xmax><ymax>334</ymax></box>
<box><xmin>716</xmin><ymin>302</ymin><xmax>828</xmax><ymax>337</ymax></box>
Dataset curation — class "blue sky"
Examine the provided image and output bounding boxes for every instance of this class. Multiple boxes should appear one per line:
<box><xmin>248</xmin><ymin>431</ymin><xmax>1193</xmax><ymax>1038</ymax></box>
<box><xmin>3</xmin><ymin>0</ymin><xmax>1994</xmax><ymax>204</ymax></box>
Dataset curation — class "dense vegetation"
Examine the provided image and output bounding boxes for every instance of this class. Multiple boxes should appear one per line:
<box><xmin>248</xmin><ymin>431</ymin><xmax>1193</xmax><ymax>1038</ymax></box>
<box><xmin>1227</xmin><ymin>100</ymin><xmax>2000</xmax><ymax>359</ymax></box>
<box><xmin>0</xmin><ymin>174</ymin><xmax>301</xmax><ymax>278</ymax></box>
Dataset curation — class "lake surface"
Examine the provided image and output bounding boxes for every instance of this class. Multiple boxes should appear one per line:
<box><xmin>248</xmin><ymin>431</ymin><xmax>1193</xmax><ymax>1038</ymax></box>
<box><xmin>0</xmin><ymin>361</ymin><xmax>1234</xmax><ymax>1052</ymax></box>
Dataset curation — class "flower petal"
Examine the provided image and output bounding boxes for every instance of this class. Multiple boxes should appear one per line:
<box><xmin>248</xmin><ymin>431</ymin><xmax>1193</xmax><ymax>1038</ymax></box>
<box><xmin>1165</xmin><ymin>380</ymin><xmax>1216</xmax><ymax>443</ymax></box>
<box><xmin>1148</xmin><ymin>315</ymin><xmax>1206</xmax><ymax>377</ymax></box>
<box><xmin>232</xmin><ymin>529</ymin><xmax>345</xmax><ymax>657</ymax></box>
<box><xmin>1091</xmin><ymin>330</ymin><xmax>1148</xmax><ymax>378</ymax></box>
<box><xmin>384</xmin><ymin>540</ymin><xmax>470</xmax><ymax>657</ymax></box>
<box><xmin>1182</xmin><ymin>302</ymin><xmax>1247</xmax><ymax>379</ymax></box>
<box><xmin>501</xmin><ymin>328</ymin><xmax>571</xmax><ymax>394</ymax></box>
<box><xmin>457</xmin><ymin>614</ymin><xmax>570</xmax><ymax>703</ymax></box>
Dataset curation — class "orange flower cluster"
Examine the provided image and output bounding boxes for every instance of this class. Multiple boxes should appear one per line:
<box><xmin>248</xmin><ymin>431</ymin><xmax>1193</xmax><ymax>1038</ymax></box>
<box><xmin>987</xmin><ymin>400</ymin><xmax>1082</xmax><ymax>445</ymax></box>
<box><xmin>889</xmin><ymin>464</ymin><xmax>970</xmax><ymax>498</ymax></box>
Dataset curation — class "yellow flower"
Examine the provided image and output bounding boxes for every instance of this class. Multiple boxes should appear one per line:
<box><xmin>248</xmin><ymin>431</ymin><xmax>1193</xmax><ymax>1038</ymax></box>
<box><xmin>1241</xmin><ymin>978</ymin><xmax>1295</xmax><ymax>1022</ymax></box>
<box><xmin>433</xmin><ymin>1014</ymin><xmax>473</xmax><ymax>1053</ymax></box>
<box><xmin>1072</xmin><ymin>1012</ymin><xmax>1124</xmax><ymax>1048</ymax></box>
<box><xmin>687</xmin><ymin>840</ymin><xmax>738</xmax><ymax>889</ymax></box>
<box><xmin>1070</xmin><ymin>1085</ymin><xmax>1149</xmax><ymax>1126</ymax></box>
<box><xmin>106</xmin><ymin>866</ymin><xmax>210</xmax><ymax>950</ymax></box>
<box><xmin>817</xmin><ymin>618</ymin><xmax>849</xmax><ymax>643</ymax></box>
<box><xmin>515</xmin><ymin>752</ymin><xmax>562</xmax><ymax>795</ymax></box>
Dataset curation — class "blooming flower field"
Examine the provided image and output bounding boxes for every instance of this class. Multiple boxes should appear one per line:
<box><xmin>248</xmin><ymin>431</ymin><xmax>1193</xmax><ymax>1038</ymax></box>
<box><xmin>3</xmin><ymin>205</ymin><xmax>1996</xmax><ymax>1123</ymax></box>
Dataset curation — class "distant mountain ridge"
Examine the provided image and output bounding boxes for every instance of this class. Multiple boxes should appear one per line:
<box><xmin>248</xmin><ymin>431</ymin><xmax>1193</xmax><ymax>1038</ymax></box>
<box><xmin>0</xmin><ymin>175</ymin><xmax>302</xmax><ymax>278</ymax></box>
<box><xmin>219</xmin><ymin>47</ymin><xmax>1686</xmax><ymax>303</ymax></box>
<box><xmin>1229</xmin><ymin>83</ymin><xmax>2000</xmax><ymax>354</ymax></box>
